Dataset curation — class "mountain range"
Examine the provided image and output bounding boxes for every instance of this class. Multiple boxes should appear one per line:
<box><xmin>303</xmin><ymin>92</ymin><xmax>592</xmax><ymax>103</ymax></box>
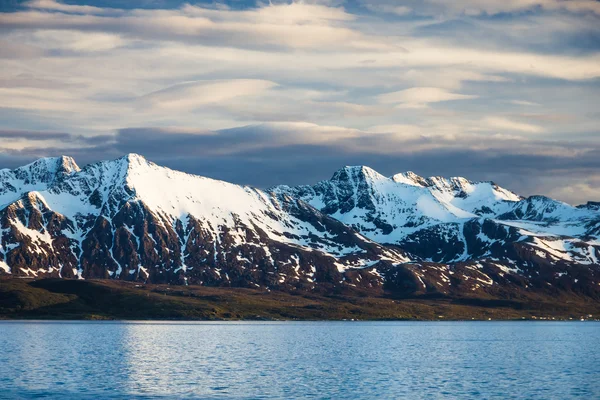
<box><xmin>1</xmin><ymin>154</ymin><xmax>599</xmax><ymax>300</ymax></box>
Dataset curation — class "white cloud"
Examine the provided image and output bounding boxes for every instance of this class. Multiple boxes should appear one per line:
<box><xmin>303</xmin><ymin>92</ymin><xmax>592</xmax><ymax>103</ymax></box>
<box><xmin>373</xmin><ymin>46</ymin><xmax>600</xmax><ymax>81</ymax></box>
<box><xmin>24</xmin><ymin>0</ymin><xmax>121</xmax><ymax>15</ymax></box>
<box><xmin>3</xmin><ymin>2</ymin><xmax>380</xmax><ymax>52</ymax></box>
<box><xmin>537</xmin><ymin>174</ymin><xmax>600</xmax><ymax>204</ymax></box>
<box><xmin>396</xmin><ymin>69</ymin><xmax>510</xmax><ymax>90</ymax></box>
<box><xmin>362</xmin><ymin>3</ymin><xmax>413</xmax><ymax>16</ymax></box>
<box><xmin>1</xmin><ymin>3</ymin><xmax>599</xmax><ymax>80</ymax></box>
<box><xmin>139</xmin><ymin>80</ymin><xmax>277</xmax><ymax>111</ymax></box>
<box><xmin>391</xmin><ymin>6</ymin><xmax>413</xmax><ymax>15</ymax></box>
<box><xmin>0</xmin><ymin>0</ymin><xmax>598</xmax><ymax>169</ymax></box>
<box><xmin>378</xmin><ymin>87</ymin><xmax>478</xmax><ymax>108</ymax></box>
<box><xmin>424</xmin><ymin>0</ymin><xmax>600</xmax><ymax>16</ymax></box>
<box><xmin>482</xmin><ymin>116</ymin><xmax>544</xmax><ymax>133</ymax></box>
<box><xmin>31</xmin><ymin>30</ymin><xmax>125</xmax><ymax>52</ymax></box>
<box><xmin>510</xmin><ymin>100</ymin><xmax>541</xmax><ymax>107</ymax></box>
<box><xmin>146</xmin><ymin>120</ymin><xmax>553</xmax><ymax>155</ymax></box>
<box><xmin>548</xmin><ymin>182</ymin><xmax>600</xmax><ymax>203</ymax></box>
<box><xmin>366</xmin><ymin>124</ymin><xmax>424</xmax><ymax>139</ymax></box>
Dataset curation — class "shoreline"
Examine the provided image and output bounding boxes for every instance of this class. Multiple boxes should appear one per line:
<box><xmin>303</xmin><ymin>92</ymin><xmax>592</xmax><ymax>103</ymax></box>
<box><xmin>1</xmin><ymin>318</ymin><xmax>599</xmax><ymax>322</ymax></box>
<box><xmin>2</xmin><ymin>278</ymin><xmax>598</xmax><ymax>322</ymax></box>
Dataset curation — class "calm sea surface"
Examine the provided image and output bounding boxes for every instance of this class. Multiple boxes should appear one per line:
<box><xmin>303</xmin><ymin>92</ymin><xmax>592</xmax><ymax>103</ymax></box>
<box><xmin>0</xmin><ymin>321</ymin><xmax>598</xmax><ymax>399</ymax></box>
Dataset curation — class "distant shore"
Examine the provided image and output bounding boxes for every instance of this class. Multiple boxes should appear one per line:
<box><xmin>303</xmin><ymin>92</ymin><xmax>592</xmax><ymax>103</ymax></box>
<box><xmin>1</xmin><ymin>278</ymin><xmax>598</xmax><ymax>321</ymax></box>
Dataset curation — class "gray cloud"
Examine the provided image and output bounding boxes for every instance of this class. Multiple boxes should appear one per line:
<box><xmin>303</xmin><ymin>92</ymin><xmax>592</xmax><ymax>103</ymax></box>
<box><xmin>0</xmin><ymin>1</ymin><xmax>599</xmax><ymax>205</ymax></box>
<box><xmin>3</xmin><ymin>123</ymin><xmax>598</xmax><ymax>204</ymax></box>
<box><xmin>0</xmin><ymin>129</ymin><xmax>71</xmax><ymax>140</ymax></box>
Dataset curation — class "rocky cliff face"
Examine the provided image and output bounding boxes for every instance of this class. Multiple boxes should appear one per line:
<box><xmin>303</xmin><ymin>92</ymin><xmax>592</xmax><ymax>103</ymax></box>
<box><xmin>0</xmin><ymin>155</ymin><xmax>413</xmax><ymax>293</ymax></box>
<box><xmin>1</xmin><ymin>156</ymin><xmax>599</xmax><ymax>299</ymax></box>
<box><xmin>274</xmin><ymin>165</ymin><xmax>600</xmax><ymax>297</ymax></box>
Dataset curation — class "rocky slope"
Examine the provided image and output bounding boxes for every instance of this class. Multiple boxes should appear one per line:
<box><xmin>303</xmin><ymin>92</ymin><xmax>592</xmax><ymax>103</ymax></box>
<box><xmin>0</xmin><ymin>155</ymin><xmax>412</xmax><ymax>292</ymax></box>
<box><xmin>274</xmin><ymin>166</ymin><xmax>600</xmax><ymax>297</ymax></box>
<box><xmin>1</xmin><ymin>156</ymin><xmax>599</xmax><ymax>299</ymax></box>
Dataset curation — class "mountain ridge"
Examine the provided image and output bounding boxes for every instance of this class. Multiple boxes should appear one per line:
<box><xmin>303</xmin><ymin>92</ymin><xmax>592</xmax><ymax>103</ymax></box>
<box><xmin>274</xmin><ymin>164</ymin><xmax>599</xmax><ymax>262</ymax></box>
<box><xmin>1</xmin><ymin>154</ymin><xmax>599</xmax><ymax>301</ymax></box>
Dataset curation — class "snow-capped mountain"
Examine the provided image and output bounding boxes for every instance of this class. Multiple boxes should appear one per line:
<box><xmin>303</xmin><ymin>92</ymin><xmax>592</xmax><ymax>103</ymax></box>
<box><xmin>0</xmin><ymin>156</ymin><xmax>80</xmax><ymax>209</ymax></box>
<box><xmin>274</xmin><ymin>166</ymin><xmax>522</xmax><ymax>244</ymax></box>
<box><xmin>274</xmin><ymin>165</ymin><xmax>600</xmax><ymax>295</ymax></box>
<box><xmin>1</xmin><ymin>156</ymin><xmax>599</xmax><ymax>298</ymax></box>
<box><xmin>0</xmin><ymin>155</ymin><xmax>410</xmax><ymax>290</ymax></box>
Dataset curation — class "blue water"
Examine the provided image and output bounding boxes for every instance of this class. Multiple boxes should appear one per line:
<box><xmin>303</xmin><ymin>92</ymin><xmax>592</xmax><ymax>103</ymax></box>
<box><xmin>0</xmin><ymin>321</ymin><xmax>598</xmax><ymax>399</ymax></box>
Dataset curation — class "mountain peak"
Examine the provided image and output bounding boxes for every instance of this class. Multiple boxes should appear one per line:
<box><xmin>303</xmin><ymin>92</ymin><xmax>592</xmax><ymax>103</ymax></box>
<box><xmin>121</xmin><ymin>153</ymin><xmax>149</xmax><ymax>165</ymax></box>
<box><xmin>331</xmin><ymin>165</ymin><xmax>386</xmax><ymax>183</ymax></box>
<box><xmin>15</xmin><ymin>156</ymin><xmax>80</xmax><ymax>182</ymax></box>
<box><xmin>57</xmin><ymin>155</ymin><xmax>80</xmax><ymax>174</ymax></box>
<box><xmin>391</xmin><ymin>171</ymin><xmax>428</xmax><ymax>187</ymax></box>
<box><xmin>0</xmin><ymin>156</ymin><xmax>81</xmax><ymax>209</ymax></box>
<box><xmin>105</xmin><ymin>153</ymin><xmax>154</xmax><ymax>176</ymax></box>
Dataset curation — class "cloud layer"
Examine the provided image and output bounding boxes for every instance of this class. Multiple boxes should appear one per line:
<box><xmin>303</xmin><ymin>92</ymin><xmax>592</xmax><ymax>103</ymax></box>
<box><xmin>0</xmin><ymin>0</ymin><xmax>599</xmax><ymax>204</ymax></box>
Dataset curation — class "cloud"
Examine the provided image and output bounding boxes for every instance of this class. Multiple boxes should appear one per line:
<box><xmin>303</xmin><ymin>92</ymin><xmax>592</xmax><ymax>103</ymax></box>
<box><xmin>0</xmin><ymin>39</ymin><xmax>45</xmax><ymax>58</ymax></box>
<box><xmin>0</xmin><ymin>129</ymin><xmax>71</xmax><ymax>141</ymax></box>
<box><xmin>423</xmin><ymin>0</ymin><xmax>600</xmax><ymax>16</ymax></box>
<box><xmin>0</xmin><ymin>128</ymin><xmax>113</xmax><ymax>155</ymax></box>
<box><xmin>544</xmin><ymin>176</ymin><xmax>600</xmax><ymax>205</ymax></box>
<box><xmin>5</xmin><ymin>120</ymin><xmax>579</xmax><ymax>160</ymax></box>
<box><xmin>481</xmin><ymin>116</ymin><xmax>544</xmax><ymax>133</ymax></box>
<box><xmin>1</xmin><ymin>120</ymin><xmax>599</xmax><ymax>205</ymax></box>
<box><xmin>139</xmin><ymin>80</ymin><xmax>277</xmax><ymax>111</ymax></box>
<box><xmin>2</xmin><ymin>3</ymin><xmax>599</xmax><ymax>80</ymax></box>
<box><xmin>366</xmin><ymin>124</ymin><xmax>423</xmax><ymax>137</ymax></box>
<box><xmin>0</xmin><ymin>0</ymin><xmax>599</xmax><ymax>206</ymax></box>
<box><xmin>1</xmin><ymin>2</ymin><xmax>377</xmax><ymax>51</ymax></box>
<box><xmin>510</xmin><ymin>100</ymin><xmax>541</xmax><ymax>106</ymax></box>
<box><xmin>115</xmin><ymin>122</ymin><xmax>366</xmax><ymax>156</ymax></box>
<box><xmin>24</xmin><ymin>0</ymin><xmax>122</xmax><ymax>15</ymax></box>
<box><xmin>395</xmin><ymin>69</ymin><xmax>510</xmax><ymax>90</ymax></box>
<box><xmin>378</xmin><ymin>87</ymin><xmax>478</xmax><ymax>108</ymax></box>
<box><xmin>32</xmin><ymin>30</ymin><xmax>125</xmax><ymax>52</ymax></box>
<box><xmin>362</xmin><ymin>3</ymin><xmax>413</xmax><ymax>16</ymax></box>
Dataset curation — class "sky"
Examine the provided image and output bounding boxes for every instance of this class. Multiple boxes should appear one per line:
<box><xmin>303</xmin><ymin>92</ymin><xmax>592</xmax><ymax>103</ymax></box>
<box><xmin>0</xmin><ymin>0</ymin><xmax>599</xmax><ymax>204</ymax></box>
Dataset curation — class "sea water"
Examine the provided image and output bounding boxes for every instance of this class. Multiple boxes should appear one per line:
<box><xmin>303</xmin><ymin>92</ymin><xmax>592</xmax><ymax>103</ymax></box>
<box><xmin>0</xmin><ymin>321</ymin><xmax>598</xmax><ymax>399</ymax></box>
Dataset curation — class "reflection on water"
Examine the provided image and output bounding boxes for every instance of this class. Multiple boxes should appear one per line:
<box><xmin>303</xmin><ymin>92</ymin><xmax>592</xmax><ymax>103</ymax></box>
<box><xmin>0</xmin><ymin>321</ymin><xmax>598</xmax><ymax>399</ymax></box>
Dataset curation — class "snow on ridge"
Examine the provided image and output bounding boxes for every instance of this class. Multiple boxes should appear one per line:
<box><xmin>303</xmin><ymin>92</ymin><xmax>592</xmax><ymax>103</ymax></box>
<box><xmin>273</xmin><ymin>163</ymin><xmax>600</xmax><ymax>260</ymax></box>
<box><xmin>0</xmin><ymin>156</ymin><xmax>80</xmax><ymax>210</ymax></box>
<box><xmin>3</xmin><ymin>154</ymin><xmax>389</xmax><ymax>262</ymax></box>
<box><xmin>391</xmin><ymin>171</ymin><xmax>428</xmax><ymax>187</ymax></box>
<box><xmin>19</xmin><ymin>155</ymin><xmax>77</xmax><ymax>172</ymax></box>
<box><xmin>123</xmin><ymin>155</ymin><xmax>277</xmax><ymax>224</ymax></box>
<box><xmin>3</xmin><ymin>155</ymin><xmax>599</xmax><ymax>267</ymax></box>
<box><xmin>527</xmin><ymin>237</ymin><xmax>600</xmax><ymax>265</ymax></box>
<box><xmin>330</xmin><ymin>165</ymin><xmax>387</xmax><ymax>183</ymax></box>
<box><xmin>275</xmin><ymin>165</ymin><xmax>524</xmax><ymax>243</ymax></box>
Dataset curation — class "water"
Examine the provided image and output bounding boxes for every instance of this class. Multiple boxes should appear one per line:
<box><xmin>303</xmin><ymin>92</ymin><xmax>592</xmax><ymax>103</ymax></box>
<box><xmin>0</xmin><ymin>321</ymin><xmax>598</xmax><ymax>399</ymax></box>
